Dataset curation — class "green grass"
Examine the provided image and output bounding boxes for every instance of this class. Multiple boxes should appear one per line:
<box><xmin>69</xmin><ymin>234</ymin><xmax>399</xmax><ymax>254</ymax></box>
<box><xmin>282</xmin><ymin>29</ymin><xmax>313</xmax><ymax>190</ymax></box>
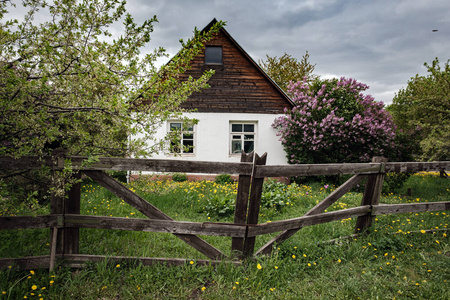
<box><xmin>1</xmin><ymin>173</ymin><xmax>449</xmax><ymax>299</ymax></box>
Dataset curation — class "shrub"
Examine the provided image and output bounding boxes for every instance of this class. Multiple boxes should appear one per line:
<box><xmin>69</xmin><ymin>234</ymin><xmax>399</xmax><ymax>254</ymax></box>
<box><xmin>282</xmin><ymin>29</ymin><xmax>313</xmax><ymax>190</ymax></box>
<box><xmin>107</xmin><ymin>170</ymin><xmax>127</xmax><ymax>183</ymax></box>
<box><xmin>273</xmin><ymin>77</ymin><xmax>397</xmax><ymax>164</ymax></box>
<box><xmin>260</xmin><ymin>179</ymin><xmax>293</xmax><ymax>210</ymax></box>
<box><xmin>215</xmin><ymin>174</ymin><xmax>234</xmax><ymax>184</ymax></box>
<box><xmin>172</xmin><ymin>173</ymin><xmax>188</xmax><ymax>182</ymax></box>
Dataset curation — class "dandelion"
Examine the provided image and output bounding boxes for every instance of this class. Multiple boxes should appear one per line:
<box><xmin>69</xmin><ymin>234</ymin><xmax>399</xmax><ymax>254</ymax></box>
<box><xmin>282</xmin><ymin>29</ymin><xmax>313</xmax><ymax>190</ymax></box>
<box><xmin>420</xmin><ymin>230</ymin><xmax>426</xmax><ymax>233</ymax></box>
<box><xmin>436</xmin><ymin>240</ymin><xmax>440</xmax><ymax>244</ymax></box>
<box><xmin>257</xmin><ymin>263</ymin><xmax>262</xmax><ymax>270</ymax></box>
<box><xmin>338</xmin><ymin>259</ymin><xmax>341</xmax><ymax>263</ymax></box>
<box><xmin>190</xmin><ymin>261</ymin><xmax>194</xmax><ymax>265</ymax></box>
<box><xmin>116</xmin><ymin>264</ymin><xmax>120</xmax><ymax>268</ymax></box>
<box><xmin>274</xmin><ymin>266</ymin><xmax>278</xmax><ymax>269</ymax></box>
<box><xmin>31</xmin><ymin>285</ymin><xmax>37</xmax><ymax>290</ymax></box>
<box><xmin>201</xmin><ymin>287</ymin><xmax>206</xmax><ymax>291</ymax></box>
<box><xmin>292</xmin><ymin>255</ymin><xmax>296</xmax><ymax>259</ymax></box>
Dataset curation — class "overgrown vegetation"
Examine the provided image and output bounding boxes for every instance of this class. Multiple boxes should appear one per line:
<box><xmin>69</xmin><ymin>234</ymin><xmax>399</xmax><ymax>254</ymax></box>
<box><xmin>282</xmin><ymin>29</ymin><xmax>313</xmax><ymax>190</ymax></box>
<box><xmin>1</xmin><ymin>173</ymin><xmax>448</xmax><ymax>299</ymax></box>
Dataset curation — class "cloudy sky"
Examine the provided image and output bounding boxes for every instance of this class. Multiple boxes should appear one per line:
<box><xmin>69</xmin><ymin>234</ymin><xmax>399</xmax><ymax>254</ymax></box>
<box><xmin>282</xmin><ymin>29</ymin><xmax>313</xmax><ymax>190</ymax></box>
<box><xmin>123</xmin><ymin>0</ymin><xmax>449</xmax><ymax>105</ymax></box>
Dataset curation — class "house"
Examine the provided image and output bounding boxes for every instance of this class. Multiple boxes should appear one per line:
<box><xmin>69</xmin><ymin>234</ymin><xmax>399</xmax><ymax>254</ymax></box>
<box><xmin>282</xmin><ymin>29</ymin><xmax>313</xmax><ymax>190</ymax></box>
<box><xmin>148</xmin><ymin>19</ymin><xmax>294</xmax><ymax>166</ymax></box>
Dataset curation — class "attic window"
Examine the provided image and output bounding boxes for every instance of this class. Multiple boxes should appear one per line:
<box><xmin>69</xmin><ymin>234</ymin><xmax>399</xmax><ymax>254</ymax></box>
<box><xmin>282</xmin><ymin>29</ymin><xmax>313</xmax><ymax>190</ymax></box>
<box><xmin>205</xmin><ymin>46</ymin><xmax>222</xmax><ymax>64</ymax></box>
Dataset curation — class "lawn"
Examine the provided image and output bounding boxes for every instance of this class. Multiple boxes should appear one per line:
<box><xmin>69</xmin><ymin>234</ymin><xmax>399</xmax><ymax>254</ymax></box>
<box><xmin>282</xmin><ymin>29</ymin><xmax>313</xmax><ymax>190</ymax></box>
<box><xmin>0</xmin><ymin>172</ymin><xmax>449</xmax><ymax>299</ymax></box>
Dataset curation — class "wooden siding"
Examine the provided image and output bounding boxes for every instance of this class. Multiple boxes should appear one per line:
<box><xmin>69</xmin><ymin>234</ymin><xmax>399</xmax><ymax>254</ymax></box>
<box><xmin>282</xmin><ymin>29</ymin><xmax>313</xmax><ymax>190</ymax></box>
<box><xmin>179</xmin><ymin>27</ymin><xmax>293</xmax><ymax>114</ymax></box>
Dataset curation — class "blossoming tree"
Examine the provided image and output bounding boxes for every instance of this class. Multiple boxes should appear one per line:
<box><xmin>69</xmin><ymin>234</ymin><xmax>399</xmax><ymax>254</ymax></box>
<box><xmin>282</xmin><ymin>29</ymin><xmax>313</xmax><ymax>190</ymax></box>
<box><xmin>273</xmin><ymin>77</ymin><xmax>397</xmax><ymax>165</ymax></box>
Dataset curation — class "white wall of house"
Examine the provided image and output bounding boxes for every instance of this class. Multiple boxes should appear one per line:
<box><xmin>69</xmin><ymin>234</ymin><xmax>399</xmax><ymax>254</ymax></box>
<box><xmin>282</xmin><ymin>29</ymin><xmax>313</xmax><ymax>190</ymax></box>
<box><xmin>142</xmin><ymin>112</ymin><xmax>289</xmax><ymax>165</ymax></box>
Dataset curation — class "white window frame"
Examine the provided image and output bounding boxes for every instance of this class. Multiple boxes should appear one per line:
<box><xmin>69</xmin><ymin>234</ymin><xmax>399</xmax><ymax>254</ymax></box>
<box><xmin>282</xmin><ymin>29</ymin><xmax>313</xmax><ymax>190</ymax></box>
<box><xmin>167</xmin><ymin>121</ymin><xmax>196</xmax><ymax>156</ymax></box>
<box><xmin>229</xmin><ymin>122</ymin><xmax>257</xmax><ymax>155</ymax></box>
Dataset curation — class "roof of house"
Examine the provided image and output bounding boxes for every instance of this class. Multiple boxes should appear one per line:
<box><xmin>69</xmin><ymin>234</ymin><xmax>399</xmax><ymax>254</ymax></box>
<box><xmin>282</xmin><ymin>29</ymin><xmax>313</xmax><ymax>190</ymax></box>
<box><xmin>172</xmin><ymin>18</ymin><xmax>295</xmax><ymax>114</ymax></box>
<box><xmin>200</xmin><ymin>18</ymin><xmax>295</xmax><ymax>108</ymax></box>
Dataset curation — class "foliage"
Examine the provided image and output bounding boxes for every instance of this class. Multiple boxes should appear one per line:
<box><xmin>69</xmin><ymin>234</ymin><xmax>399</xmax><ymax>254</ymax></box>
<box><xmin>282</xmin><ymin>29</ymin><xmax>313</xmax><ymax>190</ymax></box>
<box><xmin>273</xmin><ymin>77</ymin><xmax>397</xmax><ymax>165</ymax></box>
<box><xmin>388</xmin><ymin>58</ymin><xmax>450</xmax><ymax>161</ymax></box>
<box><xmin>107</xmin><ymin>170</ymin><xmax>127</xmax><ymax>183</ymax></box>
<box><xmin>260</xmin><ymin>179</ymin><xmax>293</xmax><ymax>210</ymax></box>
<box><xmin>0</xmin><ymin>0</ymin><xmax>223</xmax><ymax>204</ymax></box>
<box><xmin>215</xmin><ymin>174</ymin><xmax>234</xmax><ymax>184</ymax></box>
<box><xmin>258</xmin><ymin>51</ymin><xmax>318</xmax><ymax>92</ymax></box>
<box><xmin>202</xmin><ymin>192</ymin><xmax>236</xmax><ymax>218</ymax></box>
<box><xmin>382</xmin><ymin>172</ymin><xmax>412</xmax><ymax>194</ymax></box>
<box><xmin>0</xmin><ymin>0</ymin><xmax>223</xmax><ymax>159</ymax></box>
<box><xmin>171</xmin><ymin>173</ymin><xmax>188</xmax><ymax>182</ymax></box>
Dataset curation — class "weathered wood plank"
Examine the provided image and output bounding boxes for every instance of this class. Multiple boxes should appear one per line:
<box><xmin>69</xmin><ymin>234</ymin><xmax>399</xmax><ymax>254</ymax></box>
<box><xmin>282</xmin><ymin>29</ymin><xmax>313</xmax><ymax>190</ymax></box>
<box><xmin>49</xmin><ymin>227</ymin><xmax>58</xmax><ymax>272</ymax></box>
<box><xmin>231</xmin><ymin>151</ymin><xmax>254</xmax><ymax>255</ymax></box>
<box><xmin>0</xmin><ymin>215</ymin><xmax>59</xmax><ymax>230</ymax></box>
<box><xmin>354</xmin><ymin>157</ymin><xmax>387</xmax><ymax>233</ymax></box>
<box><xmin>63</xmin><ymin>254</ymin><xmax>241</xmax><ymax>267</ymax></box>
<box><xmin>255</xmin><ymin>163</ymin><xmax>381</xmax><ymax>177</ymax></box>
<box><xmin>83</xmin><ymin>170</ymin><xmax>226</xmax><ymax>260</ymax></box>
<box><xmin>372</xmin><ymin>202</ymin><xmax>450</xmax><ymax>215</ymax></box>
<box><xmin>64</xmin><ymin>172</ymin><xmax>81</xmax><ymax>255</ymax></box>
<box><xmin>247</xmin><ymin>206</ymin><xmax>371</xmax><ymax>237</ymax></box>
<box><xmin>243</xmin><ymin>153</ymin><xmax>267</xmax><ymax>257</ymax></box>
<box><xmin>0</xmin><ymin>156</ymin><xmax>253</xmax><ymax>174</ymax></box>
<box><xmin>2</xmin><ymin>156</ymin><xmax>448</xmax><ymax>175</ymax></box>
<box><xmin>0</xmin><ymin>156</ymin><xmax>55</xmax><ymax>170</ymax></box>
<box><xmin>0</xmin><ymin>254</ymin><xmax>241</xmax><ymax>270</ymax></box>
<box><xmin>71</xmin><ymin>157</ymin><xmax>253</xmax><ymax>174</ymax></box>
<box><xmin>255</xmin><ymin>174</ymin><xmax>367</xmax><ymax>256</ymax></box>
<box><xmin>385</xmin><ymin>162</ymin><xmax>450</xmax><ymax>173</ymax></box>
<box><xmin>0</xmin><ymin>256</ymin><xmax>51</xmax><ymax>270</ymax></box>
<box><xmin>64</xmin><ymin>214</ymin><xmax>246</xmax><ymax>237</ymax></box>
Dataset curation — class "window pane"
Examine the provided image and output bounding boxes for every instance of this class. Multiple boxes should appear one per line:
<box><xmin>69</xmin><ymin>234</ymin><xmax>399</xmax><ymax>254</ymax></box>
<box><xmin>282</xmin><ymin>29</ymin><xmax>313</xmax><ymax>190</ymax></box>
<box><xmin>231</xmin><ymin>124</ymin><xmax>242</xmax><ymax>132</ymax></box>
<box><xmin>205</xmin><ymin>46</ymin><xmax>222</xmax><ymax>64</ymax></box>
<box><xmin>183</xmin><ymin>133</ymin><xmax>193</xmax><ymax>139</ymax></box>
<box><xmin>244</xmin><ymin>124</ymin><xmax>254</xmax><ymax>132</ymax></box>
<box><xmin>170</xmin><ymin>141</ymin><xmax>180</xmax><ymax>153</ymax></box>
<box><xmin>244</xmin><ymin>134</ymin><xmax>254</xmax><ymax>140</ymax></box>
<box><xmin>232</xmin><ymin>135</ymin><xmax>241</xmax><ymax>140</ymax></box>
<box><xmin>232</xmin><ymin>140</ymin><xmax>242</xmax><ymax>153</ymax></box>
<box><xmin>170</xmin><ymin>123</ymin><xmax>181</xmax><ymax>131</ymax></box>
<box><xmin>183</xmin><ymin>140</ymin><xmax>194</xmax><ymax>153</ymax></box>
<box><xmin>244</xmin><ymin>141</ymin><xmax>254</xmax><ymax>153</ymax></box>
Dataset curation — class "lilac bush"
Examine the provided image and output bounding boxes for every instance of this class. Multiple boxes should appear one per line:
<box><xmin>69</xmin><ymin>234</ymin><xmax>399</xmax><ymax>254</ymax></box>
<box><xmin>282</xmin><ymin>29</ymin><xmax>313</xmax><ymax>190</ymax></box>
<box><xmin>273</xmin><ymin>77</ymin><xmax>396</xmax><ymax>164</ymax></box>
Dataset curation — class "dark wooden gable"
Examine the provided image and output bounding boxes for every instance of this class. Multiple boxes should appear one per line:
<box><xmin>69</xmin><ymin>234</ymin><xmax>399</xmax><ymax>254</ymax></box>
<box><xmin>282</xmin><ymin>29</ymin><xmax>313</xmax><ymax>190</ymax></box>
<box><xmin>179</xmin><ymin>19</ymin><xmax>294</xmax><ymax>114</ymax></box>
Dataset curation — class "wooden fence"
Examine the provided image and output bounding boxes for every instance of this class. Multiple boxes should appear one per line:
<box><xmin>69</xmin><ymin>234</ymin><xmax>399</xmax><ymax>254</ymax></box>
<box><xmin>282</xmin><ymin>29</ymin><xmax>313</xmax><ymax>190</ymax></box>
<box><xmin>0</xmin><ymin>153</ymin><xmax>449</xmax><ymax>270</ymax></box>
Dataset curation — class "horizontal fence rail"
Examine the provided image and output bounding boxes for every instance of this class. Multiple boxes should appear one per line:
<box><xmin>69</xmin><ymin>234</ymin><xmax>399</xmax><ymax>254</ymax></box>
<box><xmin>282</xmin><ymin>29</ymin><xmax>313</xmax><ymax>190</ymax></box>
<box><xmin>0</xmin><ymin>154</ymin><xmax>449</xmax><ymax>271</ymax></box>
<box><xmin>0</xmin><ymin>156</ymin><xmax>254</xmax><ymax>175</ymax></box>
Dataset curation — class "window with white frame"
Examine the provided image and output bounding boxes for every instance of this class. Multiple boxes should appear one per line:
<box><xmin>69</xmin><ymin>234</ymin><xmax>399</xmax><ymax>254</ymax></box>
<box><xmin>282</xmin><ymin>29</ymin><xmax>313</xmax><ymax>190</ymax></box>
<box><xmin>168</xmin><ymin>122</ymin><xmax>195</xmax><ymax>154</ymax></box>
<box><xmin>230</xmin><ymin>122</ymin><xmax>256</xmax><ymax>154</ymax></box>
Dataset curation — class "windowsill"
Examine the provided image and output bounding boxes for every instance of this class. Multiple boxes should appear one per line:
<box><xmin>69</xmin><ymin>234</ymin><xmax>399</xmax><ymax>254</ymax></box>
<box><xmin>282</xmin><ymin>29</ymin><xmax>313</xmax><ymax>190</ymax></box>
<box><xmin>166</xmin><ymin>153</ymin><xmax>196</xmax><ymax>158</ymax></box>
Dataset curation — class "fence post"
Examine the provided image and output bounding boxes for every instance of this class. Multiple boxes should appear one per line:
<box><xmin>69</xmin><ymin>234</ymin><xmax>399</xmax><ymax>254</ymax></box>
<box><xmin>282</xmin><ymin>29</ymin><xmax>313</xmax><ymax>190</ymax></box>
<box><xmin>231</xmin><ymin>151</ymin><xmax>254</xmax><ymax>257</ymax></box>
<box><xmin>64</xmin><ymin>171</ymin><xmax>81</xmax><ymax>254</ymax></box>
<box><xmin>354</xmin><ymin>156</ymin><xmax>388</xmax><ymax>233</ymax></box>
<box><xmin>243</xmin><ymin>152</ymin><xmax>267</xmax><ymax>257</ymax></box>
<box><xmin>49</xmin><ymin>156</ymin><xmax>80</xmax><ymax>270</ymax></box>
